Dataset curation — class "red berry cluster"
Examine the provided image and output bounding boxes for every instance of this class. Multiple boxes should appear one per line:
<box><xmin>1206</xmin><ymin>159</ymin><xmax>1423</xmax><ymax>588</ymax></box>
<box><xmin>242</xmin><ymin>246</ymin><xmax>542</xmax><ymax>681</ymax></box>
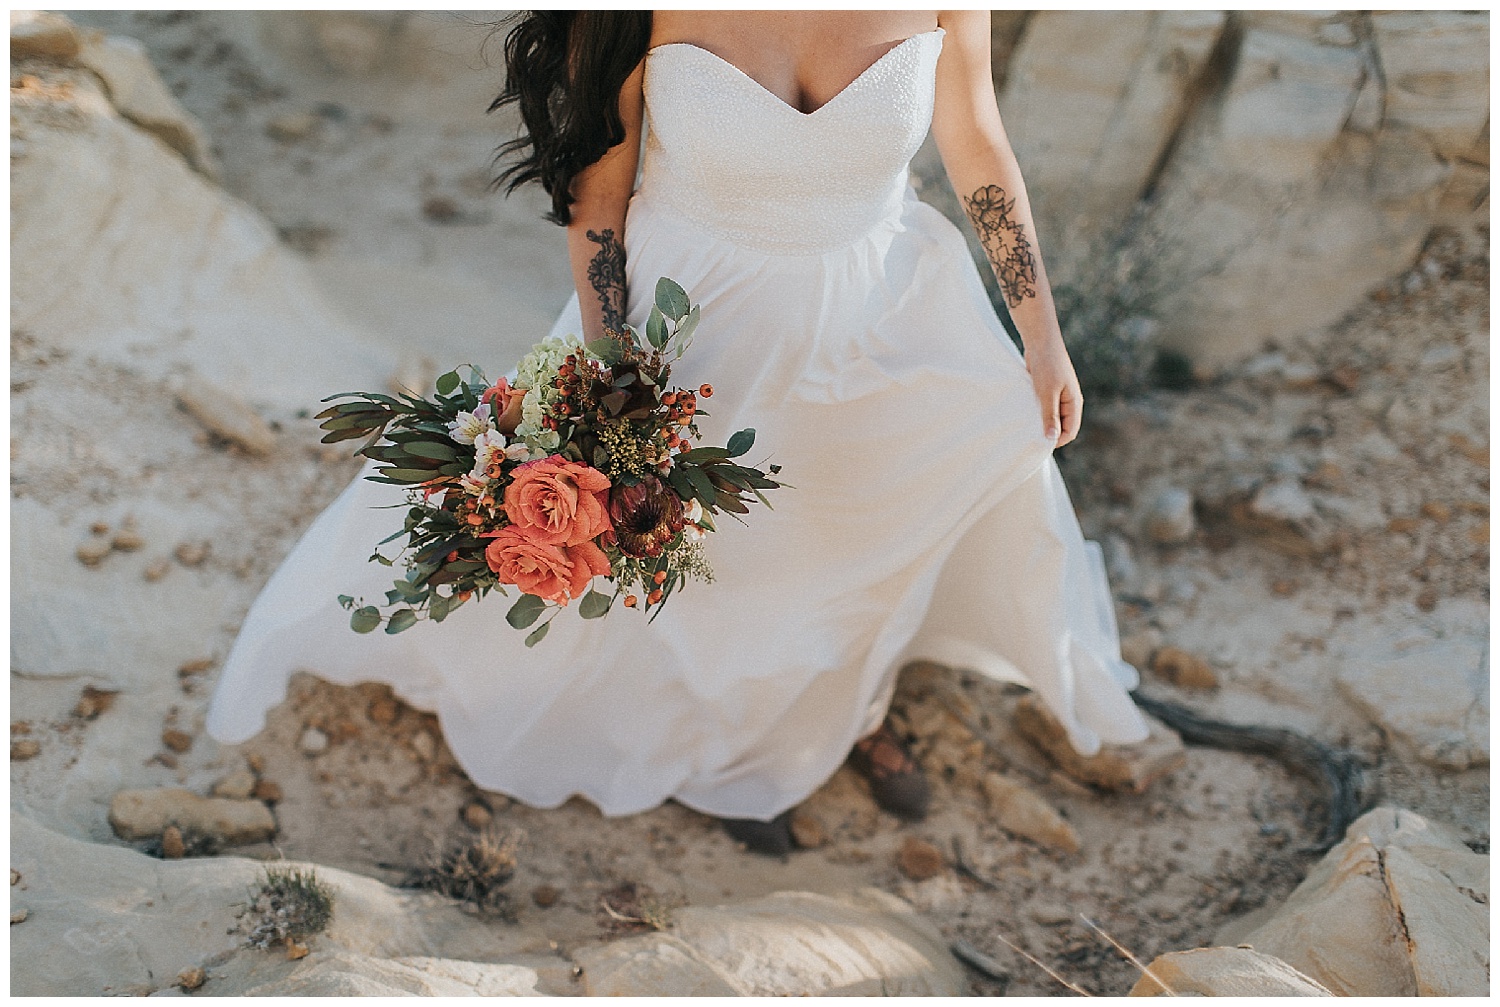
<box><xmin>543</xmin><ymin>353</ymin><xmax>601</xmax><ymax>430</ymax></box>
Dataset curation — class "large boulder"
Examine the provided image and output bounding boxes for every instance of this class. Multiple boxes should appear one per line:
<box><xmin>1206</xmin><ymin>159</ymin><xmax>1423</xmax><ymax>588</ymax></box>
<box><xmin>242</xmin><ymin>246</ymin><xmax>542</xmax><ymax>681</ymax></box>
<box><xmin>1129</xmin><ymin>946</ymin><xmax>1332</xmax><ymax>996</ymax></box>
<box><xmin>1333</xmin><ymin>633</ymin><xmax>1488</xmax><ymax>771</ymax></box>
<box><xmin>1228</xmin><ymin>806</ymin><xmax>1488</xmax><ymax>996</ymax></box>
<box><xmin>9</xmin><ymin>812</ymin><xmax>570</xmax><ymax>996</ymax></box>
<box><xmin>575</xmin><ymin>889</ymin><xmax>966</xmax><ymax>996</ymax></box>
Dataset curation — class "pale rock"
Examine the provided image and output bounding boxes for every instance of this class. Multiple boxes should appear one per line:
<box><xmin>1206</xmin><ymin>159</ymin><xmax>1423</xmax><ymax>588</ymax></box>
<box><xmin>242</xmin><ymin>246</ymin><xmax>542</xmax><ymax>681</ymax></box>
<box><xmin>1334</xmin><ymin>635</ymin><xmax>1488</xmax><ymax>770</ymax></box>
<box><xmin>1013</xmin><ymin>694</ymin><xmax>1186</xmax><ymax>794</ymax></box>
<box><xmin>10</xmin><ymin>10</ymin><xmax>80</xmax><ymax>61</ymax></box>
<box><xmin>1129</xmin><ymin>946</ymin><xmax>1333</xmax><ymax>996</ymax></box>
<box><xmin>108</xmin><ymin>788</ymin><xmax>276</xmax><ymax>846</ymax></box>
<box><xmin>574</xmin><ymin>934</ymin><xmax>739</xmax><ymax>996</ymax></box>
<box><xmin>1239</xmin><ymin>806</ymin><xmax>1488</xmax><ymax>996</ymax></box>
<box><xmin>11</xmin><ymin>813</ymin><xmax>571</xmax><ymax>996</ymax></box>
<box><xmin>1369</xmin><ymin>13</ymin><xmax>1490</xmax><ymax>160</ymax></box>
<box><xmin>1144</xmin><ymin>487</ymin><xmax>1195</xmax><ymax>544</ymax></box>
<box><xmin>299</xmin><ymin>727</ymin><xmax>330</xmax><ymax>755</ymax></box>
<box><xmin>980</xmin><ymin>771</ymin><xmax>1081</xmax><ymax>854</ymax></box>
<box><xmin>176</xmin><ymin>380</ymin><xmax>277</xmax><ymax>457</ymax></box>
<box><xmin>1250</xmin><ymin>477</ymin><xmax>1317</xmax><ymax>524</ymax></box>
<box><xmin>1101</xmin><ymin>532</ymin><xmax>1138</xmax><ymax>584</ymax></box>
<box><xmin>665</xmin><ymin>888</ymin><xmax>966</xmax><ymax>996</ymax></box>
<box><xmin>1119</xmin><ymin>626</ymin><xmax>1163</xmax><ymax>670</ymax></box>
<box><xmin>210</xmin><ymin>767</ymin><xmax>257</xmax><ymax>801</ymax></box>
<box><xmin>265</xmin><ymin>111</ymin><xmax>321</xmax><ymax>143</ymax></box>
<box><xmin>74</xmin><ymin>31</ymin><xmax>220</xmax><ymax>178</ymax></box>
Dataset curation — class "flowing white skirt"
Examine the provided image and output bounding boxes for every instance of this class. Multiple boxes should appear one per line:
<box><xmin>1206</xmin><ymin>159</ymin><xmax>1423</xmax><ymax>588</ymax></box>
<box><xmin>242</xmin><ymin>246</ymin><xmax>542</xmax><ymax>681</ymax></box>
<box><xmin>204</xmin><ymin>187</ymin><xmax>1150</xmax><ymax>820</ymax></box>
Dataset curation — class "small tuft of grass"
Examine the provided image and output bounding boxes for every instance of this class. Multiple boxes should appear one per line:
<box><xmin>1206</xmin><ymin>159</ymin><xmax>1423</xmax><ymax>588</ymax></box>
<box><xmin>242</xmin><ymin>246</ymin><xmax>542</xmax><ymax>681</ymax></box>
<box><xmin>237</xmin><ymin>865</ymin><xmax>335</xmax><ymax>951</ymax></box>
<box><xmin>401</xmin><ymin>825</ymin><xmax>521</xmax><ymax>920</ymax></box>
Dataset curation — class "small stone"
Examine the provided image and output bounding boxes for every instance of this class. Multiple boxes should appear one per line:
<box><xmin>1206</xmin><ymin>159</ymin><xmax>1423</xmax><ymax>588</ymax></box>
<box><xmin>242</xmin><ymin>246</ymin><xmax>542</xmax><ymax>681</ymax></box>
<box><xmin>1388</xmin><ymin>516</ymin><xmax>1421</xmax><ymax>535</ymax></box>
<box><xmin>178</xmin><ymin>658</ymin><xmax>214</xmax><ymax>676</ymax></box>
<box><xmin>1119</xmin><ymin>627</ymin><xmax>1162</xmax><ymax>670</ymax></box>
<box><xmin>1327</xmin><ymin>366</ymin><xmax>1360</xmax><ymax>393</ymax></box>
<box><xmin>1271</xmin><ymin>578</ymin><xmax>1299</xmax><ymax>597</ymax></box>
<box><xmin>251</xmin><ymin>779</ymin><xmax>283</xmax><ymax>803</ymax></box>
<box><xmin>421</xmin><ymin>195</ymin><xmax>462</xmax><ymax>223</ymax></box>
<box><xmin>265</xmin><ymin>112</ymin><xmax>320</xmax><ymax>142</ymax></box>
<box><xmin>152</xmin><ymin>751</ymin><xmax>179</xmax><ymax>770</ymax></box>
<box><xmin>789</xmin><ymin>810</ymin><xmax>829</xmax><ymax>849</ymax></box>
<box><xmin>10</xmin><ymin>909</ymin><xmax>27</xmax><ymax>925</ymax></box>
<box><xmin>1013</xmin><ymin>695</ymin><xmax>1186</xmax><ymax>794</ymax></box>
<box><xmin>897</xmin><ymin>836</ymin><xmax>945</xmax><ymax>881</ymax></box>
<box><xmin>108</xmin><ymin>788</ymin><xmax>276</xmax><ymax>845</ymax></box>
<box><xmin>1250</xmin><ymin>478</ymin><xmax>1316</xmax><ymax>524</ymax></box>
<box><xmin>1031</xmin><ymin>903</ymin><xmax>1074</xmax><ymax>925</ymax></box>
<box><xmin>11</xmin><ymin>869</ymin><xmax>20</xmax><ymax>886</ymax></box>
<box><xmin>981</xmin><ymin>772</ymin><xmax>1081</xmax><ymax>854</ymax></box>
<box><xmin>531</xmin><ymin>884</ymin><xmax>560</xmax><ymax>908</ymax></box>
<box><xmin>1151</xmin><ymin>646</ymin><xmax>1219</xmax><ymax>690</ymax></box>
<box><xmin>246</xmin><ymin>753</ymin><xmax>266</xmax><ymax>774</ymax></box>
<box><xmin>10</xmin><ymin>11</ymin><xmax>81</xmax><ymax>61</ymax></box>
<box><xmin>73</xmin><ymin>685</ymin><xmax>119</xmax><ymax>720</ymax></box>
<box><xmin>210</xmin><ymin>768</ymin><xmax>257</xmax><ymax>800</ymax></box>
<box><xmin>11</xmin><ymin>740</ymin><xmax>39</xmax><ymax>761</ymax></box>
<box><xmin>1303</xmin><ymin>461</ymin><xmax>1346</xmax><ymax>491</ymax></box>
<box><xmin>160</xmin><ymin>824</ymin><xmax>185</xmax><ymax>859</ymax></box>
<box><xmin>285</xmin><ymin>941</ymin><xmax>310</xmax><ymax>960</ymax></box>
<box><xmin>174</xmin><ymin>542</ymin><xmax>209</xmax><ymax>567</ymax></box>
<box><xmin>1420</xmin><ymin>501</ymin><xmax>1452</xmax><ymax>524</ymax></box>
<box><xmin>76</xmin><ymin>539</ymin><xmax>112</xmax><ymax>567</ymax></box>
<box><xmin>176</xmin><ymin>967</ymin><xmax>205</xmax><ymax>991</ymax></box>
<box><xmin>367</xmin><ymin>697</ymin><xmax>399</xmax><ymax>725</ymax></box>
<box><xmin>161</xmin><ymin>729</ymin><xmax>193</xmax><ymax>753</ymax></box>
<box><xmin>411</xmin><ymin>730</ymin><xmax>437</xmax><ymax>762</ymax></box>
<box><xmin>1145</xmin><ymin>487</ymin><xmax>1195</xmax><ymax>545</ymax></box>
<box><xmin>298</xmin><ymin>727</ymin><xmax>329</xmax><ymax>755</ymax></box>
<box><xmin>1414</xmin><ymin>588</ymin><xmax>1438</xmax><ymax>612</ymax></box>
<box><xmin>90</xmin><ymin>521</ymin><xmax>111</xmax><ymax>536</ymax></box>
<box><xmin>143</xmin><ymin>559</ymin><xmax>172</xmax><ymax>582</ymax></box>
<box><xmin>112</xmin><ymin>529</ymin><xmax>144</xmax><ymax>552</ymax></box>
<box><xmin>177</xmin><ymin>381</ymin><xmax>277</xmax><ymax>456</ymax></box>
<box><xmin>462</xmin><ymin>802</ymin><xmax>492</xmax><ymax>829</ymax></box>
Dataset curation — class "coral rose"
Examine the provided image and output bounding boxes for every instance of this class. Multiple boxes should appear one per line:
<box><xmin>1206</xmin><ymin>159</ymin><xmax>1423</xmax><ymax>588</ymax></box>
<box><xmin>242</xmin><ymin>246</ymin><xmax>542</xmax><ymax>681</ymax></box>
<box><xmin>484</xmin><ymin>527</ymin><xmax>610</xmax><ymax>604</ymax></box>
<box><xmin>482</xmin><ymin>377</ymin><xmax>527</xmax><ymax>436</ymax></box>
<box><xmin>502</xmin><ymin>455</ymin><xmax>612</xmax><ymax>547</ymax></box>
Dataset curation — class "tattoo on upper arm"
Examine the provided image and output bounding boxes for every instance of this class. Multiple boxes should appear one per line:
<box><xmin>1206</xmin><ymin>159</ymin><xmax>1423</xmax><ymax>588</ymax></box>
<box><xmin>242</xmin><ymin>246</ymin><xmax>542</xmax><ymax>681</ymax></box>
<box><xmin>961</xmin><ymin>185</ymin><xmax>1038</xmax><ymax>309</ymax></box>
<box><xmin>585</xmin><ymin>228</ymin><xmax>627</xmax><ymax>334</ymax></box>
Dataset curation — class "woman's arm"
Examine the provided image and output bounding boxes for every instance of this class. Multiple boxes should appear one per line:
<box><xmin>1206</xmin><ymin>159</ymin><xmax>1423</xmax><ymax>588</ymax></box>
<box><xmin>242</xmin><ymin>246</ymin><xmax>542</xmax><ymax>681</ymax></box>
<box><xmin>931</xmin><ymin>10</ymin><xmax>1081</xmax><ymax>448</ymax></box>
<box><xmin>565</xmin><ymin>59</ymin><xmax>646</xmax><ymax>343</ymax></box>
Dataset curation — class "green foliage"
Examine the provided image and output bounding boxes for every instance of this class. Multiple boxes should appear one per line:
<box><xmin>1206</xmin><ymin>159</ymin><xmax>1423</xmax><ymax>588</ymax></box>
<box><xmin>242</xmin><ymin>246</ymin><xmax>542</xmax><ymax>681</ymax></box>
<box><xmin>238</xmin><ymin>866</ymin><xmax>335</xmax><ymax>950</ymax></box>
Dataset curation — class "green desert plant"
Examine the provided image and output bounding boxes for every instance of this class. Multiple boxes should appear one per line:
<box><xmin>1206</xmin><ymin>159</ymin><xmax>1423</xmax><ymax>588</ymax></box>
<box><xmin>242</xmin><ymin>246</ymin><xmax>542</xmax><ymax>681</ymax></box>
<box><xmin>401</xmin><ymin>825</ymin><xmax>521</xmax><ymax>919</ymax></box>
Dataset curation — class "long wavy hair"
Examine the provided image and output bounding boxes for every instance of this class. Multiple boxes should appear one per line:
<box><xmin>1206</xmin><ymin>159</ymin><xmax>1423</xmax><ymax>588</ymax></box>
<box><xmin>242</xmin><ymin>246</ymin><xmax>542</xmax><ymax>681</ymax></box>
<box><xmin>486</xmin><ymin>11</ymin><xmax>653</xmax><ymax>226</ymax></box>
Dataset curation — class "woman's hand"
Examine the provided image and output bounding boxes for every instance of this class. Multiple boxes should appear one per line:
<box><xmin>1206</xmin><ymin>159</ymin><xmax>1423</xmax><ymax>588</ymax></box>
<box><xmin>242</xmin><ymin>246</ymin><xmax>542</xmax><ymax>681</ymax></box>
<box><xmin>1023</xmin><ymin>333</ymin><xmax>1083</xmax><ymax>448</ymax></box>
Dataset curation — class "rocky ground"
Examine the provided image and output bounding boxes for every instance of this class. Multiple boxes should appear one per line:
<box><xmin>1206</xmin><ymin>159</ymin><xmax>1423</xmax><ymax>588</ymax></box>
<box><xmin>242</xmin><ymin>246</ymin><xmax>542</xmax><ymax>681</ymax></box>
<box><xmin>12</xmin><ymin>10</ymin><xmax>1488</xmax><ymax>997</ymax></box>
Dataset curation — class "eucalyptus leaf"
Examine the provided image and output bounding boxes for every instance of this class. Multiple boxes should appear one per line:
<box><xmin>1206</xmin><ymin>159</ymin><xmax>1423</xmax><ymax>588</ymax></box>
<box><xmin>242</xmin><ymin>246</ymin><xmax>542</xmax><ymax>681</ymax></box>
<box><xmin>385</xmin><ymin>608</ymin><xmax>418</xmax><ymax>634</ymax></box>
<box><xmin>645</xmin><ymin>305</ymin><xmax>667</xmax><ymax>349</ymax></box>
<box><xmin>524</xmin><ymin>621</ymin><xmax>550</xmax><ymax>647</ymax></box>
<box><xmin>350</xmin><ymin>607</ymin><xmax>381</xmax><ymax>633</ymax></box>
<box><xmin>506</xmin><ymin>594</ymin><xmax>546</xmax><ymax>629</ymax></box>
<box><xmin>726</xmin><ymin>428</ymin><xmax>755</xmax><ymax>457</ymax></box>
<box><xmin>430</xmin><ymin>592</ymin><xmax>451</xmax><ymax>623</ymax></box>
<box><xmin>403</xmin><ymin>440</ymin><xmax>459</xmax><ymax>461</ymax></box>
<box><xmin>654</xmin><ymin>277</ymin><xmax>690</xmax><ymax>321</ymax></box>
<box><xmin>579</xmin><ymin>589</ymin><xmax>612</xmax><ymax>619</ymax></box>
<box><xmin>435</xmin><ymin>371</ymin><xmax>461</xmax><ymax>395</ymax></box>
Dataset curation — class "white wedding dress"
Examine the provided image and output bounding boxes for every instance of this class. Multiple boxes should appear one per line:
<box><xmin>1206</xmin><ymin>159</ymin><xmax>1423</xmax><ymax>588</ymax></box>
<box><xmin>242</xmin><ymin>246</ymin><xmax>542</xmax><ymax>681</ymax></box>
<box><xmin>205</xmin><ymin>27</ymin><xmax>1149</xmax><ymax>819</ymax></box>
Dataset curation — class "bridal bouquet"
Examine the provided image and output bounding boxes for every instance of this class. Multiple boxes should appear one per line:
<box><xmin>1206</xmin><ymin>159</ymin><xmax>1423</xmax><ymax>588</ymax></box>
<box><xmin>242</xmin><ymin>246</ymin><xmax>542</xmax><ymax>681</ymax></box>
<box><xmin>317</xmin><ymin>278</ymin><xmax>784</xmax><ymax>646</ymax></box>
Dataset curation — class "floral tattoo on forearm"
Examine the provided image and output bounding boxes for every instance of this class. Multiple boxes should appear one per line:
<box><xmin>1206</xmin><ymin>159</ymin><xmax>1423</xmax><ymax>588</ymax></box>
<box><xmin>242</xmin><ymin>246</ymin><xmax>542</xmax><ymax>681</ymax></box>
<box><xmin>585</xmin><ymin>228</ymin><xmax>627</xmax><ymax>335</ymax></box>
<box><xmin>961</xmin><ymin>184</ymin><xmax>1038</xmax><ymax>309</ymax></box>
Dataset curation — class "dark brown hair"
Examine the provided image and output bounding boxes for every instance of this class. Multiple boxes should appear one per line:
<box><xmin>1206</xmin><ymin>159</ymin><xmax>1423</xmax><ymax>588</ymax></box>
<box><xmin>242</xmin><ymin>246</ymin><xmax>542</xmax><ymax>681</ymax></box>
<box><xmin>487</xmin><ymin>12</ymin><xmax>653</xmax><ymax>226</ymax></box>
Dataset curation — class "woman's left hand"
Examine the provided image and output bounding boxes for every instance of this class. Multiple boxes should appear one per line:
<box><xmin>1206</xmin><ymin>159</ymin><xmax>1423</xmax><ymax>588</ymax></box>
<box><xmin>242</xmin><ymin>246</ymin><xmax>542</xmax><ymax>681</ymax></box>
<box><xmin>1023</xmin><ymin>335</ymin><xmax>1083</xmax><ymax>449</ymax></box>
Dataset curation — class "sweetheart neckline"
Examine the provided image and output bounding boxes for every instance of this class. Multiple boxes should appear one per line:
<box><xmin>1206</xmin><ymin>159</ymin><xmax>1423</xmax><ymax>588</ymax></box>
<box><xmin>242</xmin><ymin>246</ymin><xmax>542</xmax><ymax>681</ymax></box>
<box><xmin>646</xmin><ymin>28</ymin><xmax>944</xmax><ymax>119</ymax></box>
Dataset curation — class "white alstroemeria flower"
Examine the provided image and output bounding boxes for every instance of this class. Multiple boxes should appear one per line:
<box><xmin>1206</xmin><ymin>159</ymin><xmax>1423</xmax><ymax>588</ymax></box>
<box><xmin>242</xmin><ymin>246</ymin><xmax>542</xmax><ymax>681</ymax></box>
<box><xmin>503</xmin><ymin>443</ymin><xmax>532</xmax><ymax>463</ymax></box>
<box><xmin>459</xmin><ymin>472</ymin><xmax>488</xmax><ymax>496</ymax></box>
<box><xmin>685</xmin><ymin>498</ymin><xmax>703</xmax><ymax>524</ymax></box>
<box><xmin>447</xmin><ymin>402</ymin><xmax>493</xmax><ymax>445</ymax></box>
<box><xmin>470</xmin><ymin>428</ymin><xmax>510</xmax><ymax>481</ymax></box>
<box><xmin>684</xmin><ymin>524</ymin><xmax>706</xmax><ymax>543</ymax></box>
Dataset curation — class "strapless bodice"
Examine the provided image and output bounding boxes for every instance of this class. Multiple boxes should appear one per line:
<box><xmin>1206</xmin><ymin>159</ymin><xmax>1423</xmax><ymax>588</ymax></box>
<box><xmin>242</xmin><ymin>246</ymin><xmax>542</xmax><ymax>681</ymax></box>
<box><xmin>636</xmin><ymin>29</ymin><xmax>945</xmax><ymax>255</ymax></box>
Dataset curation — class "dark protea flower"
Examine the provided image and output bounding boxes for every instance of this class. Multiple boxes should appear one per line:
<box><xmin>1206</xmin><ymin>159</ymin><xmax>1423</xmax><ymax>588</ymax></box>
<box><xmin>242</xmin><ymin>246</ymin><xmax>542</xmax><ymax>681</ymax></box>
<box><xmin>608</xmin><ymin>476</ymin><xmax>685</xmax><ymax>558</ymax></box>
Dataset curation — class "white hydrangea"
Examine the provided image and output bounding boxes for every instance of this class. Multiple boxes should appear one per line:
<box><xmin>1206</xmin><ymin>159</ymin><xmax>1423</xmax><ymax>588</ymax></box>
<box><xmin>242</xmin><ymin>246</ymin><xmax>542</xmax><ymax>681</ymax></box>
<box><xmin>513</xmin><ymin>333</ymin><xmax>585</xmax><ymax>392</ymax></box>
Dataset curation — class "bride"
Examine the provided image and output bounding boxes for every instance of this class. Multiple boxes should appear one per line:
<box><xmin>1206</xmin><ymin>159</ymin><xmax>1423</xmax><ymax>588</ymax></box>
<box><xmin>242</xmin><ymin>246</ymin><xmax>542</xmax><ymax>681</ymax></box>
<box><xmin>204</xmin><ymin>9</ymin><xmax>1151</xmax><ymax>857</ymax></box>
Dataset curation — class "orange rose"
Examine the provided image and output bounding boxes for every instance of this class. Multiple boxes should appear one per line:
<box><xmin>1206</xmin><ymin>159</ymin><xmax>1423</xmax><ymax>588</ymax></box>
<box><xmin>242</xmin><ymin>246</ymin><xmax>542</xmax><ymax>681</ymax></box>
<box><xmin>484</xmin><ymin>527</ymin><xmax>610</xmax><ymax>604</ymax></box>
<box><xmin>481</xmin><ymin>377</ymin><xmax>527</xmax><ymax>436</ymax></box>
<box><xmin>503</xmin><ymin>455</ymin><xmax>612</xmax><ymax>547</ymax></box>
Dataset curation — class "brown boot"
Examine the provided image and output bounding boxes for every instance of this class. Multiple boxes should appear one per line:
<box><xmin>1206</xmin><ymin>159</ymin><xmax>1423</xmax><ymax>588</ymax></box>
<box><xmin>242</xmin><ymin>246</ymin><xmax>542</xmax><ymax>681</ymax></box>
<box><xmin>849</xmin><ymin>719</ymin><xmax>931</xmax><ymax>821</ymax></box>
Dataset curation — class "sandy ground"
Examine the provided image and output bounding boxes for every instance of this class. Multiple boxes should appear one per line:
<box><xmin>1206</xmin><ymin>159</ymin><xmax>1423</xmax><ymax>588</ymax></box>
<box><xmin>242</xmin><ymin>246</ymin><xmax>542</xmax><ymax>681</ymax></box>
<box><xmin>17</xmin><ymin>11</ymin><xmax>1490</xmax><ymax>996</ymax></box>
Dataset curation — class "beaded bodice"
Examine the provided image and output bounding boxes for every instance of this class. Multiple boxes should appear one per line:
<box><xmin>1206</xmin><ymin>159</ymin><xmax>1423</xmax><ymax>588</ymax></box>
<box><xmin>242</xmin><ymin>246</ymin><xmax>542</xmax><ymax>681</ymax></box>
<box><xmin>637</xmin><ymin>29</ymin><xmax>945</xmax><ymax>255</ymax></box>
